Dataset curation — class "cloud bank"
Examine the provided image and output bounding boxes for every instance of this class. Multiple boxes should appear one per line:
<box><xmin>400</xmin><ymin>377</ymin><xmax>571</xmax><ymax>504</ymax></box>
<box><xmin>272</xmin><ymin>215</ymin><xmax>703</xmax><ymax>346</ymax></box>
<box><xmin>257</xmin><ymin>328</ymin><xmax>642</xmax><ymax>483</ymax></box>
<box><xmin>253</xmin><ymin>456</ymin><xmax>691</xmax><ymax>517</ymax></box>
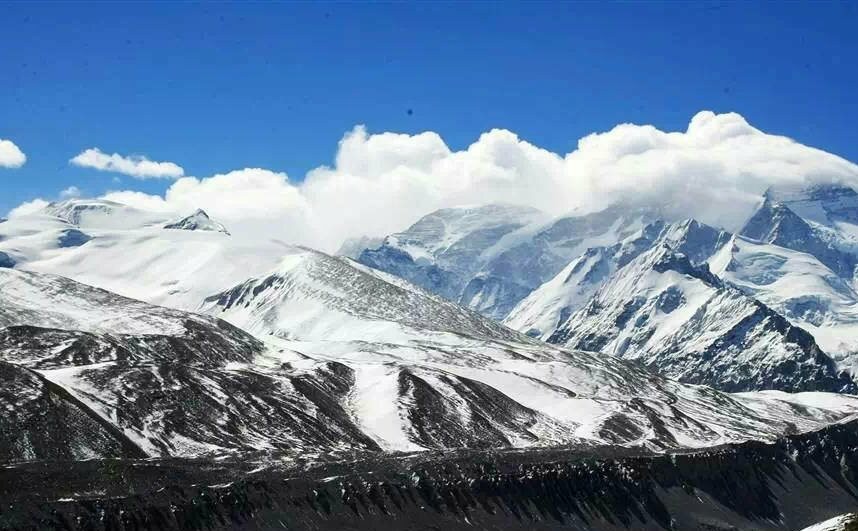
<box><xmin>14</xmin><ymin>111</ymin><xmax>858</xmax><ymax>251</ymax></box>
<box><xmin>70</xmin><ymin>148</ymin><xmax>184</xmax><ymax>179</ymax></box>
<box><xmin>8</xmin><ymin>198</ymin><xmax>49</xmax><ymax>218</ymax></box>
<box><xmin>0</xmin><ymin>139</ymin><xmax>26</xmax><ymax>168</ymax></box>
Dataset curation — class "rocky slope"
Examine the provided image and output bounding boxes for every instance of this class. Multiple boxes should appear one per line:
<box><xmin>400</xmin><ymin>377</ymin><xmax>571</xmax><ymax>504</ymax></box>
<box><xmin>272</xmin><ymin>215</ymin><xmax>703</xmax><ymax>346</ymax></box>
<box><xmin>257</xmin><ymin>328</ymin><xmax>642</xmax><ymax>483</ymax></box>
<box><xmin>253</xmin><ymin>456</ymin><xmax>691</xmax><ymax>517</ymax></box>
<box><xmin>199</xmin><ymin>247</ymin><xmax>858</xmax><ymax>453</ymax></box>
<box><xmin>0</xmin><ymin>268</ymin><xmax>381</xmax><ymax>461</ymax></box>
<box><xmin>4</xmin><ymin>262</ymin><xmax>858</xmax><ymax>463</ymax></box>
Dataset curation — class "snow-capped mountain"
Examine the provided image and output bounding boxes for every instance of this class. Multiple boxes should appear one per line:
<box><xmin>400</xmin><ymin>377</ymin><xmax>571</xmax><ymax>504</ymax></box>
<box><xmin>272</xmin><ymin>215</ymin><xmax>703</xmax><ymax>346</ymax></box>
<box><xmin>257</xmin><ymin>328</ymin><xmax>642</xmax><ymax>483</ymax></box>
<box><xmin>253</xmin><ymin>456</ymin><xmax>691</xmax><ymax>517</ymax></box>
<box><xmin>725</xmin><ymin>185</ymin><xmax>858</xmax><ymax>364</ymax></box>
<box><xmin>547</xmin><ymin>242</ymin><xmax>853</xmax><ymax>393</ymax></box>
<box><xmin>356</xmin><ymin>204</ymin><xmax>547</xmax><ymax>308</ymax></box>
<box><xmin>197</xmin><ymin>247</ymin><xmax>858</xmax><ymax>453</ymax></box>
<box><xmin>7</xmin><ymin>196</ymin><xmax>858</xmax><ymax>531</ymax></box>
<box><xmin>740</xmin><ymin>189</ymin><xmax>858</xmax><ymax>280</ymax></box>
<box><xmin>4</xmin><ymin>195</ymin><xmax>858</xmax><ymax>462</ymax></box>
<box><xmin>8</xmin><ymin>261</ymin><xmax>855</xmax><ymax>461</ymax></box>
<box><xmin>0</xmin><ymin>199</ymin><xmax>289</xmax><ymax>309</ymax></box>
<box><xmin>712</xmin><ymin>235</ymin><xmax>858</xmax><ymax>366</ymax></box>
<box><xmin>43</xmin><ymin>198</ymin><xmax>168</xmax><ymax>230</ymax></box>
<box><xmin>357</xmin><ymin>203</ymin><xmax>655</xmax><ymax>319</ymax></box>
<box><xmin>164</xmin><ymin>208</ymin><xmax>230</xmax><ymax>234</ymax></box>
<box><xmin>504</xmin><ymin>219</ymin><xmax>732</xmax><ymax>340</ymax></box>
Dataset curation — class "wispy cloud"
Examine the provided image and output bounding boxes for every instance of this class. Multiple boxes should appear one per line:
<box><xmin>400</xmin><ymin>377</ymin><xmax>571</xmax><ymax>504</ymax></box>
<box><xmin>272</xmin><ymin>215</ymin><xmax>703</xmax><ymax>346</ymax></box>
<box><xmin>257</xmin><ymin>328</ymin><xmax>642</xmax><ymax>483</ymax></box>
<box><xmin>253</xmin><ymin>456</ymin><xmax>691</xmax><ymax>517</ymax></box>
<box><xmin>60</xmin><ymin>186</ymin><xmax>81</xmax><ymax>198</ymax></box>
<box><xmin>0</xmin><ymin>139</ymin><xmax>26</xmax><ymax>168</ymax></box>
<box><xmin>70</xmin><ymin>148</ymin><xmax>184</xmax><ymax>179</ymax></box>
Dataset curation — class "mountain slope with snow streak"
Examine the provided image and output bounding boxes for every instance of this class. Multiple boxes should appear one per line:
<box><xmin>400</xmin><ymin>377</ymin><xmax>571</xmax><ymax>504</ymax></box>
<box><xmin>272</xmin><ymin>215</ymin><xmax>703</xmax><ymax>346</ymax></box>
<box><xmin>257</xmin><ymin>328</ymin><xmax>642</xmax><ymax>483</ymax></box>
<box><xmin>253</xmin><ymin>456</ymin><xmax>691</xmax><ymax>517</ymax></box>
<box><xmin>198</xmin><ymin>247</ymin><xmax>858</xmax><ymax>453</ymax></box>
<box><xmin>200</xmin><ymin>246</ymin><xmax>522</xmax><ymax>343</ymax></box>
<box><xmin>0</xmin><ymin>268</ymin><xmax>385</xmax><ymax>461</ymax></box>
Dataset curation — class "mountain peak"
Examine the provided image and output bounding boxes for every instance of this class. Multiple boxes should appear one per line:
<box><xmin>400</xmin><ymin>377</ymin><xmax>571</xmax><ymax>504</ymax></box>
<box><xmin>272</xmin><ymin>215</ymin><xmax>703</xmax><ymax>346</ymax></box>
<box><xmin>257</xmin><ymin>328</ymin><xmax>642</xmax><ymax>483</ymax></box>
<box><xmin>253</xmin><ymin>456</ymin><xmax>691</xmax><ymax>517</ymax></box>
<box><xmin>740</xmin><ymin>189</ymin><xmax>857</xmax><ymax>278</ymax></box>
<box><xmin>164</xmin><ymin>209</ymin><xmax>230</xmax><ymax>235</ymax></box>
<box><xmin>546</xmin><ymin>239</ymin><xmax>851</xmax><ymax>394</ymax></box>
<box><xmin>201</xmin><ymin>246</ymin><xmax>521</xmax><ymax>343</ymax></box>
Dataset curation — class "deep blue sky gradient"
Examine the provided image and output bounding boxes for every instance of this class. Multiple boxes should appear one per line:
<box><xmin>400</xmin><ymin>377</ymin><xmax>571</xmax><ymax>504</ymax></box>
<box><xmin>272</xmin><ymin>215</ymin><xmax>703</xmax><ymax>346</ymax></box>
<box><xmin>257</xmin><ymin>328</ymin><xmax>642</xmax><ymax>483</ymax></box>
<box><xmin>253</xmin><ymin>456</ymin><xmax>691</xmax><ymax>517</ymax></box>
<box><xmin>1</xmin><ymin>2</ymin><xmax>857</xmax><ymax>214</ymax></box>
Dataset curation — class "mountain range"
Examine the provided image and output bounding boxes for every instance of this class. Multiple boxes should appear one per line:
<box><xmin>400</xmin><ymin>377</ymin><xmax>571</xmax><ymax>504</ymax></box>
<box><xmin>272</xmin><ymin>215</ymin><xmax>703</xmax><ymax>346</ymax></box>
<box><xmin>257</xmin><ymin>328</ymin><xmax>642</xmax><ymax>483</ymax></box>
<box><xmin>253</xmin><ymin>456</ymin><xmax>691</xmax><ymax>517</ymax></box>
<box><xmin>5</xmin><ymin>189</ymin><xmax>858</xmax><ymax>529</ymax></box>
<box><xmin>354</xmin><ymin>184</ymin><xmax>858</xmax><ymax>393</ymax></box>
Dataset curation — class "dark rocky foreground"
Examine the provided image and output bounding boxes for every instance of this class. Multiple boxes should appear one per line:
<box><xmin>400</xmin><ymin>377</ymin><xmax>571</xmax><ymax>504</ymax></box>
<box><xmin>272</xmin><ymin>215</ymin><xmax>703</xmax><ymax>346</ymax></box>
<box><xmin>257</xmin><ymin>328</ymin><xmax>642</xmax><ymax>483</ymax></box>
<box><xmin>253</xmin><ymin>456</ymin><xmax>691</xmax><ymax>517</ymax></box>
<box><xmin>3</xmin><ymin>420</ymin><xmax>858</xmax><ymax>530</ymax></box>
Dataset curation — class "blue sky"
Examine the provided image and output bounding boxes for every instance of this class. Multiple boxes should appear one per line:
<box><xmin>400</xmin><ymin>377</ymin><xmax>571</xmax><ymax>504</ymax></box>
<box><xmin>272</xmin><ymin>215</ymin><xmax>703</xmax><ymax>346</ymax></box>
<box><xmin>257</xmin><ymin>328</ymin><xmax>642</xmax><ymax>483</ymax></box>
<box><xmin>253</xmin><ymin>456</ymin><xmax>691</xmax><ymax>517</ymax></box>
<box><xmin>2</xmin><ymin>2</ymin><xmax>857</xmax><ymax>216</ymax></box>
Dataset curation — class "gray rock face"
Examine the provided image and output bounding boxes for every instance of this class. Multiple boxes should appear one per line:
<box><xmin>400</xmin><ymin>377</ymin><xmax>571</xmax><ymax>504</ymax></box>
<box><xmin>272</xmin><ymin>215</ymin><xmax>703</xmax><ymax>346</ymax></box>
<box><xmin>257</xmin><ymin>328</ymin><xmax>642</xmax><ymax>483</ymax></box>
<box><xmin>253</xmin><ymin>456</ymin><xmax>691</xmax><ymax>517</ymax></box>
<box><xmin>0</xmin><ymin>251</ymin><xmax>14</xmax><ymax>268</ymax></box>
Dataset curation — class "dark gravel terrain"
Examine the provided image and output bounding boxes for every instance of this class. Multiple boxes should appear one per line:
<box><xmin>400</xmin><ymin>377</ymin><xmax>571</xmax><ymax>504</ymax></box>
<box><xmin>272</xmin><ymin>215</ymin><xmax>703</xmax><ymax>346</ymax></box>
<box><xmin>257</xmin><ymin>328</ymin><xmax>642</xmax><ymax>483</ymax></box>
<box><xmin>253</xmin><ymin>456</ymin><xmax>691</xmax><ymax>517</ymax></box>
<box><xmin>3</xmin><ymin>418</ymin><xmax>858</xmax><ymax>530</ymax></box>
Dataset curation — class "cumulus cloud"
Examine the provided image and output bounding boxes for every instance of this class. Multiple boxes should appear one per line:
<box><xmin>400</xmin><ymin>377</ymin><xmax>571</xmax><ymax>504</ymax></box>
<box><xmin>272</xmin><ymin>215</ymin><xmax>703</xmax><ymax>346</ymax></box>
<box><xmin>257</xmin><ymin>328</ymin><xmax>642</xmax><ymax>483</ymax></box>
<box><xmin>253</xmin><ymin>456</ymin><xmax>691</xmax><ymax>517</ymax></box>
<box><xmin>0</xmin><ymin>139</ymin><xmax>26</xmax><ymax>168</ymax></box>
<box><xmin>17</xmin><ymin>111</ymin><xmax>858</xmax><ymax>251</ymax></box>
<box><xmin>70</xmin><ymin>148</ymin><xmax>184</xmax><ymax>179</ymax></box>
<box><xmin>103</xmin><ymin>168</ymin><xmax>317</xmax><ymax>243</ymax></box>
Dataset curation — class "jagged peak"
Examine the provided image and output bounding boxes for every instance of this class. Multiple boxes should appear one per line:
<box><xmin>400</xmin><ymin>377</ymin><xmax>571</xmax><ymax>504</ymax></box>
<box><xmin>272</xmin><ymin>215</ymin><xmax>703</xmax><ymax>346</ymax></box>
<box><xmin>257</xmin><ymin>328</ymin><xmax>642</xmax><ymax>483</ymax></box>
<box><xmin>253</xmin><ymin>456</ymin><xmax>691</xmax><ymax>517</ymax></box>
<box><xmin>739</xmin><ymin>191</ymin><xmax>809</xmax><ymax>244</ymax></box>
<box><xmin>201</xmin><ymin>244</ymin><xmax>523</xmax><ymax>343</ymax></box>
<box><xmin>164</xmin><ymin>209</ymin><xmax>230</xmax><ymax>235</ymax></box>
<box><xmin>632</xmin><ymin>242</ymin><xmax>723</xmax><ymax>288</ymax></box>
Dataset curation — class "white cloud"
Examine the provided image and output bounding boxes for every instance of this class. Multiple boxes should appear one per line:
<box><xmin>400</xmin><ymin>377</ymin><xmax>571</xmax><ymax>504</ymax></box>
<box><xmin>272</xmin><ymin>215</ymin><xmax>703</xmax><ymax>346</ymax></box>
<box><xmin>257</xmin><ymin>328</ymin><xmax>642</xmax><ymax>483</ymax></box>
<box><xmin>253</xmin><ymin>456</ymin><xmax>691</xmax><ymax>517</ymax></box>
<box><xmin>70</xmin><ymin>148</ymin><xmax>184</xmax><ymax>179</ymax></box>
<box><xmin>0</xmin><ymin>139</ymin><xmax>26</xmax><ymax>168</ymax></box>
<box><xmin>8</xmin><ymin>198</ymin><xmax>49</xmax><ymax>218</ymax></box>
<box><xmin>103</xmin><ymin>168</ymin><xmax>317</xmax><ymax>243</ymax></box>
<box><xmin>17</xmin><ymin>111</ymin><xmax>858</xmax><ymax>251</ymax></box>
<box><xmin>59</xmin><ymin>186</ymin><xmax>81</xmax><ymax>199</ymax></box>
